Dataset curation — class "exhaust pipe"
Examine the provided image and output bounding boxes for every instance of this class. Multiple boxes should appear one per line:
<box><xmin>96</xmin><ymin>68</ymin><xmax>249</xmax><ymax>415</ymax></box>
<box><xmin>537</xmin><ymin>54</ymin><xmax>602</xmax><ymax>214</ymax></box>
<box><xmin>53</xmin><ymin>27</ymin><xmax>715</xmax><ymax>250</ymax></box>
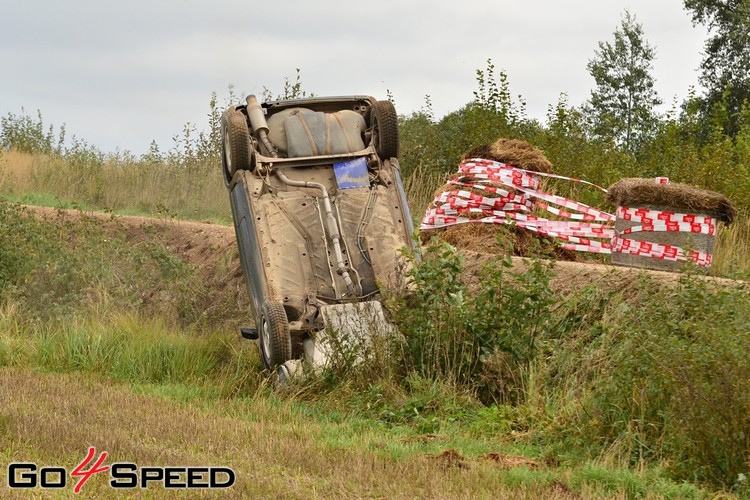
<box><xmin>246</xmin><ymin>95</ymin><xmax>278</xmax><ymax>157</ymax></box>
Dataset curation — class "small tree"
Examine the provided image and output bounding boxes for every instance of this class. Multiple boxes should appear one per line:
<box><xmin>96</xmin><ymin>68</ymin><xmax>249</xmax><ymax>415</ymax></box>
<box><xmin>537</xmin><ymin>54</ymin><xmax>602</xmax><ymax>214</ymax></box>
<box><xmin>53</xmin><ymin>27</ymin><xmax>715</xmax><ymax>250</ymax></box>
<box><xmin>585</xmin><ymin>11</ymin><xmax>662</xmax><ymax>153</ymax></box>
<box><xmin>684</xmin><ymin>0</ymin><xmax>750</xmax><ymax>138</ymax></box>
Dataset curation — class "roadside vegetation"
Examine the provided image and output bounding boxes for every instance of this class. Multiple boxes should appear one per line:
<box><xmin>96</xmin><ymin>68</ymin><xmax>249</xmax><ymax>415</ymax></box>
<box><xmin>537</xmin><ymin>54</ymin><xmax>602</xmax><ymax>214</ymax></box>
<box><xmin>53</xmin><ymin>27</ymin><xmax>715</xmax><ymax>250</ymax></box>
<box><xmin>1</xmin><ymin>203</ymin><xmax>741</xmax><ymax>498</ymax></box>
<box><xmin>2</xmin><ymin>3</ymin><xmax>750</xmax><ymax>496</ymax></box>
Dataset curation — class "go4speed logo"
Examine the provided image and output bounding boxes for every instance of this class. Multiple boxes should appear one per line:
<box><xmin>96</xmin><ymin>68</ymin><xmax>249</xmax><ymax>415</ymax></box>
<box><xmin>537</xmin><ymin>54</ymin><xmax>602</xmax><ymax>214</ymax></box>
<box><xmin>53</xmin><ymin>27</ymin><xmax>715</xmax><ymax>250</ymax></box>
<box><xmin>6</xmin><ymin>447</ymin><xmax>235</xmax><ymax>494</ymax></box>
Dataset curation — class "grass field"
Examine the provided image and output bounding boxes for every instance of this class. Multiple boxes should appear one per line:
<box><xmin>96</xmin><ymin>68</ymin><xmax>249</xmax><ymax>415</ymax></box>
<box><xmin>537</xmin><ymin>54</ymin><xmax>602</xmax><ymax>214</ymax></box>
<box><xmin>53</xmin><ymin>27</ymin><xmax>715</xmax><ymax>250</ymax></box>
<box><xmin>0</xmin><ymin>303</ymin><xmax>712</xmax><ymax>500</ymax></box>
<box><xmin>0</xmin><ymin>200</ymin><xmax>746</xmax><ymax>498</ymax></box>
<box><xmin>1</xmin><ymin>101</ymin><xmax>749</xmax><ymax>497</ymax></box>
<box><xmin>5</xmin><ymin>367</ymin><xmax>699</xmax><ymax>499</ymax></box>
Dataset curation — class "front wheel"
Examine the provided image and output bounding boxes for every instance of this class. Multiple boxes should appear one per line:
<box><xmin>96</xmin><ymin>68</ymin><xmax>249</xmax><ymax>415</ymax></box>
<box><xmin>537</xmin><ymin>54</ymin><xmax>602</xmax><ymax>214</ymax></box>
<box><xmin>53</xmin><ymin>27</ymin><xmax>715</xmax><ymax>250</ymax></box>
<box><xmin>258</xmin><ymin>301</ymin><xmax>292</xmax><ymax>370</ymax></box>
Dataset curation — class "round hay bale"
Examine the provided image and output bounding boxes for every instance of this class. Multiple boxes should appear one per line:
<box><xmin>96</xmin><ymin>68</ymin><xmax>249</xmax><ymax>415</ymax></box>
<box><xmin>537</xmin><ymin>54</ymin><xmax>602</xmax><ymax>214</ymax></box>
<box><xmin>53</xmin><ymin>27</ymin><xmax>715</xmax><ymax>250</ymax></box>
<box><xmin>422</xmin><ymin>223</ymin><xmax>577</xmax><ymax>260</ymax></box>
<box><xmin>463</xmin><ymin>138</ymin><xmax>553</xmax><ymax>173</ymax></box>
<box><xmin>607</xmin><ymin>178</ymin><xmax>734</xmax><ymax>272</ymax></box>
<box><xmin>423</xmin><ymin>137</ymin><xmax>574</xmax><ymax>258</ymax></box>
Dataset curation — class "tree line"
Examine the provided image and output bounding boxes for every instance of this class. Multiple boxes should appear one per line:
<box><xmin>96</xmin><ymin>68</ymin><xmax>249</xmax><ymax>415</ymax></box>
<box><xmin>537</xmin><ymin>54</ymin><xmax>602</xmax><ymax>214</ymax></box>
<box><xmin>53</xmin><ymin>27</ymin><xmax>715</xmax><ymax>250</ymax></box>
<box><xmin>398</xmin><ymin>0</ymin><xmax>750</xmax><ymax>211</ymax></box>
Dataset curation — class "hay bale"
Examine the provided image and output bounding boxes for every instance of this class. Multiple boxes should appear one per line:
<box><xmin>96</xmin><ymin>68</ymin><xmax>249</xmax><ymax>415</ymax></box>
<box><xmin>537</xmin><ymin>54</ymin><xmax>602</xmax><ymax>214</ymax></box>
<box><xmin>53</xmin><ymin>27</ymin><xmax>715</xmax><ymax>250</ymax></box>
<box><xmin>607</xmin><ymin>178</ymin><xmax>735</xmax><ymax>272</ymax></box>
<box><xmin>423</xmin><ymin>223</ymin><xmax>504</xmax><ymax>254</ymax></box>
<box><xmin>606</xmin><ymin>178</ymin><xmax>735</xmax><ymax>224</ymax></box>
<box><xmin>424</xmin><ymin>137</ymin><xmax>572</xmax><ymax>258</ymax></box>
<box><xmin>463</xmin><ymin>138</ymin><xmax>553</xmax><ymax>173</ymax></box>
<box><xmin>422</xmin><ymin>224</ymin><xmax>578</xmax><ymax>260</ymax></box>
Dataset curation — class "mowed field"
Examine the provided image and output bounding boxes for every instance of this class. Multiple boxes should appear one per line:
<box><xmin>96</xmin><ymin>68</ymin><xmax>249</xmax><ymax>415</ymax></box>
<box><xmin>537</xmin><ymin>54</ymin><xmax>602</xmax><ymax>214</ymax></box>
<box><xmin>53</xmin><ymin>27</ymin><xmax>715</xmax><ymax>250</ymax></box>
<box><xmin>1</xmin><ymin>367</ymin><xmax>593</xmax><ymax>499</ymax></box>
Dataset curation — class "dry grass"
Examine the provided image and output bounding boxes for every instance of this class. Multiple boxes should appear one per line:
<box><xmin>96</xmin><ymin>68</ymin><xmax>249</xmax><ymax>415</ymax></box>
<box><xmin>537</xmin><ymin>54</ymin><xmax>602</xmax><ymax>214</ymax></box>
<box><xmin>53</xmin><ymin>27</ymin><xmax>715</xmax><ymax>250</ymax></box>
<box><xmin>422</xmin><ymin>224</ymin><xmax>579</xmax><ymax>260</ymax></box>
<box><xmin>0</xmin><ymin>367</ymin><xmax>582</xmax><ymax>499</ymax></box>
<box><xmin>606</xmin><ymin>177</ymin><xmax>736</xmax><ymax>223</ymax></box>
<box><xmin>0</xmin><ymin>150</ymin><xmax>231</xmax><ymax>222</ymax></box>
<box><xmin>712</xmin><ymin>216</ymin><xmax>750</xmax><ymax>277</ymax></box>
<box><xmin>403</xmin><ymin>161</ymin><xmax>447</xmax><ymax>225</ymax></box>
<box><xmin>0</xmin><ymin>149</ymin><xmax>35</xmax><ymax>187</ymax></box>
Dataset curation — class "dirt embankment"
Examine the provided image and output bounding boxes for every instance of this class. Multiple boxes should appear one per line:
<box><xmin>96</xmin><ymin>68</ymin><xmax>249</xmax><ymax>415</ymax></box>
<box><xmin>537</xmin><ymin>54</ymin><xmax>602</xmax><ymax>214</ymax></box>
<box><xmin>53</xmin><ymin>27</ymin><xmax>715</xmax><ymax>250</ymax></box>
<box><xmin>26</xmin><ymin>206</ymin><xmax>741</xmax><ymax>322</ymax></box>
<box><xmin>26</xmin><ymin>206</ymin><xmax>250</xmax><ymax>327</ymax></box>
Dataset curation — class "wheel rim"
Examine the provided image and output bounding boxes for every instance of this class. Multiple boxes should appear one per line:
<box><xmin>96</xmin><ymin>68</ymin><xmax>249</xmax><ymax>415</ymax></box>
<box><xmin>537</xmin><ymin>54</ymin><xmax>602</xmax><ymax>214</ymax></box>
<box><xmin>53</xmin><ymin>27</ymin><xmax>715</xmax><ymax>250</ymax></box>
<box><xmin>261</xmin><ymin>318</ymin><xmax>272</xmax><ymax>365</ymax></box>
<box><xmin>223</xmin><ymin>130</ymin><xmax>233</xmax><ymax>171</ymax></box>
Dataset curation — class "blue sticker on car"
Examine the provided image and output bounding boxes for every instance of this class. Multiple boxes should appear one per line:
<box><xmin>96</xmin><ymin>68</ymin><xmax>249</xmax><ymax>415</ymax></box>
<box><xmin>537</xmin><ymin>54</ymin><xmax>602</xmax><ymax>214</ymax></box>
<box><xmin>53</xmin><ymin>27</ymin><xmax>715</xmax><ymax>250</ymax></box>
<box><xmin>333</xmin><ymin>157</ymin><xmax>369</xmax><ymax>189</ymax></box>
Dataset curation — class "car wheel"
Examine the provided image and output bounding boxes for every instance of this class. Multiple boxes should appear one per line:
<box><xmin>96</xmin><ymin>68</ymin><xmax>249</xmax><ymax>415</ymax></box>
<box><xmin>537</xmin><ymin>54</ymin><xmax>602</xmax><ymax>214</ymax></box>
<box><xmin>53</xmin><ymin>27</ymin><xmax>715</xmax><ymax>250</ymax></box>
<box><xmin>221</xmin><ymin>106</ymin><xmax>254</xmax><ymax>185</ymax></box>
<box><xmin>258</xmin><ymin>301</ymin><xmax>292</xmax><ymax>370</ymax></box>
<box><xmin>371</xmin><ymin>100</ymin><xmax>399</xmax><ymax>160</ymax></box>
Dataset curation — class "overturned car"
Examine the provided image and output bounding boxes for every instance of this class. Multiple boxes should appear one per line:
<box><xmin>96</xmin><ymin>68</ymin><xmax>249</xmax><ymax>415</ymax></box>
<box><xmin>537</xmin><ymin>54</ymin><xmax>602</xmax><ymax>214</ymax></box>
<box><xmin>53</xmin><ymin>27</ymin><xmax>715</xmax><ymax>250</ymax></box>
<box><xmin>221</xmin><ymin>95</ymin><xmax>416</xmax><ymax>378</ymax></box>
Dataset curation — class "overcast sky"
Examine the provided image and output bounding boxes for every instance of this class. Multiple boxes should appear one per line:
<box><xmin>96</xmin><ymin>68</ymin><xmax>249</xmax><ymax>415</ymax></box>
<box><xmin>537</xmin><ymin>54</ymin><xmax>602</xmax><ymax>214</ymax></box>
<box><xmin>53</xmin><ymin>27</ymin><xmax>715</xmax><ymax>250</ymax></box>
<box><xmin>1</xmin><ymin>1</ymin><xmax>708</xmax><ymax>155</ymax></box>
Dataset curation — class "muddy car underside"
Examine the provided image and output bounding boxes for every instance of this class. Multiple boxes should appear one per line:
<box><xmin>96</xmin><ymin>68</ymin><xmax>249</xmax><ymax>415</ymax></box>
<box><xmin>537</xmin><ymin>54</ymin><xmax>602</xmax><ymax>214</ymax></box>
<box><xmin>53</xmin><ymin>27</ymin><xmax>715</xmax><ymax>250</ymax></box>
<box><xmin>222</xmin><ymin>95</ymin><xmax>415</xmax><ymax>377</ymax></box>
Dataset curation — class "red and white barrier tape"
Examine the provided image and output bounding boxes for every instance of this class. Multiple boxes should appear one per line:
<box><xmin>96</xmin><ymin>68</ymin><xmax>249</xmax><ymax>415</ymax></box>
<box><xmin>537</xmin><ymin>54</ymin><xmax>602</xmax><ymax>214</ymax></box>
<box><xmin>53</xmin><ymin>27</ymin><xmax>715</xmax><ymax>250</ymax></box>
<box><xmin>421</xmin><ymin>159</ymin><xmax>616</xmax><ymax>254</ymax></box>
<box><xmin>612</xmin><ymin>206</ymin><xmax>716</xmax><ymax>267</ymax></box>
<box><xmin>421</xmin><ymin>160</ymin><xmax>718</xmax><ymax>267</ymax></box>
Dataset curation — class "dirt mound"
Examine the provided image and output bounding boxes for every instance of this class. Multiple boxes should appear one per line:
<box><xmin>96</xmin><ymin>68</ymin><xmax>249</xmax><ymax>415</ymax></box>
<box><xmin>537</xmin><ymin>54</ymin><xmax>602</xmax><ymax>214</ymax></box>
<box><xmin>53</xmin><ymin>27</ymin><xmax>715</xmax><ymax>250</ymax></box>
<box><xmin>26</xmin><ymin>206</ymin><xmax>249</xmax><ymax>328</ymax></box>
<box><xmin>430</xmin><ymin>449</ymin><xmax>469</xmax><ymax>469</ymax></box>
<box><xmin>25</xmin><ymin>206</ymin><xmax>738</xmax><ymax>328</ymax></box>
<box><xmin>480</xmin><ymin>452</ymin><xmax>540</xmax><ymax>469</ymax></box>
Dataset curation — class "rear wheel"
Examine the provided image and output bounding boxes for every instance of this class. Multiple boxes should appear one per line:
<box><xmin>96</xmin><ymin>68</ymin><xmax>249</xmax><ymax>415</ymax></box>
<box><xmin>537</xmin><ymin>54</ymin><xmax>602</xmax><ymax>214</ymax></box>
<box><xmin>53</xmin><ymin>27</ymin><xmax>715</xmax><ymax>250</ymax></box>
<box><xmin>371</xmin><ymin>100</ymin><xmax>399</xmax><ymax>160</ymax></box>
<box><xmin>258</xmin><ymin>301</ymin><xmax>292</xmax><ymax>370</ymax></box>
<box><xmin>221</xmin><ymin>106</ymin><xmax>253</xmax><ymax>185</ymax></box>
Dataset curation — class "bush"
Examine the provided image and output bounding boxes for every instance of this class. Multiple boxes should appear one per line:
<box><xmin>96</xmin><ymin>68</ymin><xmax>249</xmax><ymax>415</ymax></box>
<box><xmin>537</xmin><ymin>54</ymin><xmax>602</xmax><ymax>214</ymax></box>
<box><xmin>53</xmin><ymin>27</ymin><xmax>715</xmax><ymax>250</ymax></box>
<box><xmin>589</xmin><ymin>276</ymin><xmax>750</xmax><ymax>486</ymax></box>
<box><xmin>377</xmin><ymin>241</ymin><xmax>553</xmax><ymax>404</ymax></box>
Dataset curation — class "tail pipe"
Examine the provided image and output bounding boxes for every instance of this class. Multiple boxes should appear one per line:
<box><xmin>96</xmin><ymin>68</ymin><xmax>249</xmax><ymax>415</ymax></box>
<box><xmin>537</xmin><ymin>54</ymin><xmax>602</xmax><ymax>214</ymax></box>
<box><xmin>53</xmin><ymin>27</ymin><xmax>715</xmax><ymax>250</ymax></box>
<box><xmin>274</xmin><ymin>169</ymin><xmax>358</xmax><ymax>297</ymax></box>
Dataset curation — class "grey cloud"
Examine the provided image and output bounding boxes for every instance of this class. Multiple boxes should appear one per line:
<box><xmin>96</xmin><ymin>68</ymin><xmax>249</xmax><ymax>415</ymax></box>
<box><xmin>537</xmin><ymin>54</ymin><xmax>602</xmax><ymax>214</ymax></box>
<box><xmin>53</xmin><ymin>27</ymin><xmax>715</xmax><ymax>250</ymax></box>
<box><xmin>1</xmin><ymin>0</ymin><xmax>708</xmax><ymax>153</ymax></box>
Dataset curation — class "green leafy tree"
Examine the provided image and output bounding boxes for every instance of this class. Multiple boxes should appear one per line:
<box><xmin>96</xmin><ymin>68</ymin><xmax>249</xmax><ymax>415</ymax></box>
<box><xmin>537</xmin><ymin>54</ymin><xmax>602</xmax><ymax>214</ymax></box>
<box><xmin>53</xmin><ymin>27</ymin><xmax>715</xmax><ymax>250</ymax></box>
<box><xmin>684</xmin><ymin>0</ymin><xmax>750</xmax><ymax>137</ymax></box>
<box><xmin>585</xmin><ymin>11</ymin><xmax>662</xmax><ymax>153</ymax></box>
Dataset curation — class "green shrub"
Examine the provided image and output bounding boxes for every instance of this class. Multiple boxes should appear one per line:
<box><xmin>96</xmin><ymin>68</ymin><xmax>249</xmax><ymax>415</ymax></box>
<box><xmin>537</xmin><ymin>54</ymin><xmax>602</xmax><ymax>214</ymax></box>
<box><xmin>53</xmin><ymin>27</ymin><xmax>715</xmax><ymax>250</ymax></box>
<box><xmin>542</xmin><ymin>275</ymin><xmax>750</xmax><ymax>488</ymax></box>
<box><xmin>0</xmin><ymin>108</ymin><xmax>66</xmax><ymax>155</ymax></box>
<box><xmin>600</xmin><ymin>277</ymin><xmax>750</xmax><ymax>486</ymax></box>
<box><xmin>384</xmin><ymin>241</ymin><xmax>554</xmax><ymax>404</ymax></box>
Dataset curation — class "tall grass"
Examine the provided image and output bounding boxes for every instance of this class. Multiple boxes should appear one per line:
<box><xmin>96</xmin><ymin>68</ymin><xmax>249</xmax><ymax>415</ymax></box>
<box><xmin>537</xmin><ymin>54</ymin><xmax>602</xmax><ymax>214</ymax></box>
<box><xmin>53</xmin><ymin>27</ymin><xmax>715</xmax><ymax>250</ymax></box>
<box><xmin>0</xmin><ymin>149</ymin><xmax>230</xmax><ymax>222</ymax></box>
<box><xmin>713</xmin><ymin>216</ymin><xmax>750</xmax><ymax>278</ymax></box>
<box><xmin>302</xmin><ymin>241</ymin><xmax>750</xmax><ymax>491</ymax></box>
<box><xmin>0</xmin><ymin>306</ymin><xmax>262</xmax><ymax>398</ymax></box>
<box><xmin>0</xmin><ymin>94</ymin><xmax>230</xmax><ymax>222</ymax></box>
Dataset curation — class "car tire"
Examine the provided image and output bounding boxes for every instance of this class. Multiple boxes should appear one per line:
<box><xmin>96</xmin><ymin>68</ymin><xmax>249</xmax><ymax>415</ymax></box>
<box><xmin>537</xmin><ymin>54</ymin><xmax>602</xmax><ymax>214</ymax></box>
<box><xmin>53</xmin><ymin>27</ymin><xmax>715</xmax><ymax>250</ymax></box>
<box><xmin>371</xmin><ymin>100</ymin><xmax>399</xmax><ymax>160</ymax></box>
<box><xmin>221</xmin><ymin>106</ymin><xmax>254</xmax><ymax>185</ymax></box>
<box><xmin>259</xmin><ymin>301</ymin><xmax>292</xmax><ymax>370</ymax></box>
